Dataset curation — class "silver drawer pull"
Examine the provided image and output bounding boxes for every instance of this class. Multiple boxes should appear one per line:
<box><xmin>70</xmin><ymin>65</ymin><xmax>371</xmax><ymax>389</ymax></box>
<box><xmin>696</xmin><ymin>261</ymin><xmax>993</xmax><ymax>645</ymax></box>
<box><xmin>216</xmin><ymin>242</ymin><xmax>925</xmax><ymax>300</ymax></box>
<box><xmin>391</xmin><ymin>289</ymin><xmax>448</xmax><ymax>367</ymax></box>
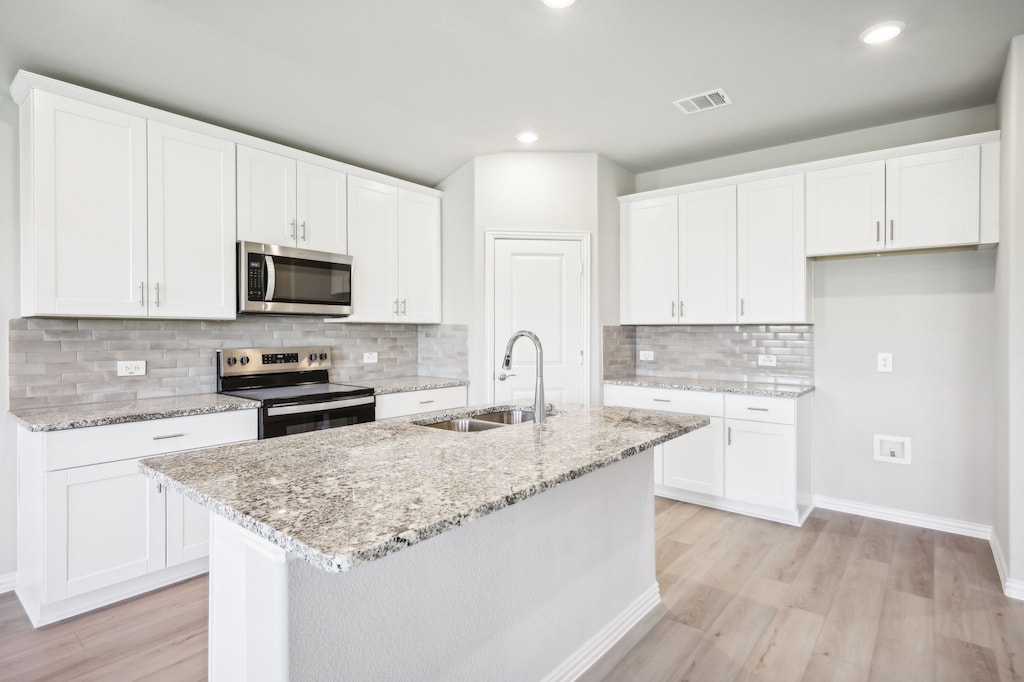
<box><xmin>747</xmin><ymin>407</ymin><xmax>769</xmax><ymax>412</ymax></box>
<box><xmin>728</xmin><ymin>427</ymin><xmax>732</xmax><ymax>445</ymax></box>
<box><xmin>157</xmin><ymin>483</ymin><xmax>163</xmax><ymax>494</ymax></box>
<box><xmin>652</xmin><ymin>398</ymin><xmax>671</xmax><ymax>403</ymax></box>
<box><xmin>419</xmin><ymin>399</ymin><xmax>435</xmax><ymax>405</ymax></box>
<box><xmin>153</xmin><ymin>433</ymin><xmax>185</xmax><ymax>440</ymax></box>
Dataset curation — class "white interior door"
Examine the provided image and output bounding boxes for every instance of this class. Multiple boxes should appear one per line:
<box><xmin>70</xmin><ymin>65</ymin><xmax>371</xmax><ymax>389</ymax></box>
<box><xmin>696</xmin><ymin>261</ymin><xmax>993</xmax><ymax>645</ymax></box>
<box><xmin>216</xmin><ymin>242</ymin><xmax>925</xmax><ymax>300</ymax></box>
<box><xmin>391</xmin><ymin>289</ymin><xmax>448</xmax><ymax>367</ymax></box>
<box><xmin>492</xmin><ymin>237</ymin><xmax>586</xmax><ymax>407</ymax></box>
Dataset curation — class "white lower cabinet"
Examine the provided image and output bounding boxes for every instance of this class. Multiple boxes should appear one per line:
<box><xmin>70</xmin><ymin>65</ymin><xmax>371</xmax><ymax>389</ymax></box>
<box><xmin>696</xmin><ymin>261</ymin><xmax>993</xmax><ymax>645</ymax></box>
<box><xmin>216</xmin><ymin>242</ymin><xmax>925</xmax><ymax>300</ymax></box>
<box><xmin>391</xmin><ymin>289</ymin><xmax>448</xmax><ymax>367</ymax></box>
<box><xmin>17</xmin><ymin>409</ymin><xmax>257</xmax><ymax>627</ymax></box>
<box><xmin>375</xmin><ymin>385</ymin><xmax>468</xmax><ymax>419</ymax></box>
<box><xmin>604</xmin><ymin>383</ymin><xmax>812</xmax><ymax>525</ymax></box>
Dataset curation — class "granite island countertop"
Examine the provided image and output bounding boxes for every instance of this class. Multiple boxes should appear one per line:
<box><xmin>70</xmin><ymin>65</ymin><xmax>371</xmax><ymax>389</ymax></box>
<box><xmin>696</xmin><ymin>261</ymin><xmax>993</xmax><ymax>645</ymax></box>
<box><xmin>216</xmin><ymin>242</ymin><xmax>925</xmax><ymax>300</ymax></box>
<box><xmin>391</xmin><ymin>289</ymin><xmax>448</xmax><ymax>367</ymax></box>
<box><xmin>139</xmin><ymin>404</ymin><xmax>708</xmax><ymax>573</ymax></box>
<box><xmin>10</xmin><ymin>393</ymin><xmax>259</xmax><ymax>432</ymax></box>
<box><xmin>605</xmin><ymin>376</ymin><xmax>814</xmax><ymax>398</ymax></box>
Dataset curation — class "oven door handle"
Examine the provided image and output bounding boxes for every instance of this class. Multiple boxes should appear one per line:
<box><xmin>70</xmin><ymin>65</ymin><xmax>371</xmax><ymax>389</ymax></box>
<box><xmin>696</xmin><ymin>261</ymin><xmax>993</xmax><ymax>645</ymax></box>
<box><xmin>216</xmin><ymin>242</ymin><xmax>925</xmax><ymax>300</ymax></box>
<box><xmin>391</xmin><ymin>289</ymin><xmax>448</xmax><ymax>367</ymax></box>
<box><xmin>265</xmin><ymin>395</ymin><xmax>375</xmax><ymax>416</ymax></box>
<box><xmin>264</xmin><ymin>255</ymin><xmax>276</xmax><ymax>301</ymax></box>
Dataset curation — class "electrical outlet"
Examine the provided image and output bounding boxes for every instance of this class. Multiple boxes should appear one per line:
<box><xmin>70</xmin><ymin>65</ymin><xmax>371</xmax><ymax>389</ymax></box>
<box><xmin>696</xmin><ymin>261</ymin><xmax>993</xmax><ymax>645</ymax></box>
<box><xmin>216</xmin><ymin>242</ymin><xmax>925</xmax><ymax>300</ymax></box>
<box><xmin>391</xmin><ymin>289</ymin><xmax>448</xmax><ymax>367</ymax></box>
<box><xmin>757</xmin><ymin>354</ymin><xmax>777</xmax><ymax>367</ymax></box>
<box><xmin>638</xmin><ymin>350</ymin><xmax>654</xmax><ymax>361</ymax></box>
<box><xmin>117</xmin><ymin>360</ymin><xmax>146</xmax><ymax>377</ymax></box>
<box><xmin>877</xmin><ymin>352</ymin><xmax>893</xmax><ymax>373</ymax></box>
<box><xmin>363</xmin><ymin>352</ymin><xmax>378</xmax><ymax>364</ymax></box>
<box><xmin>874</xmin><ymin>434</ymin><xmax>911</xmax><ymax>464</ymax></box>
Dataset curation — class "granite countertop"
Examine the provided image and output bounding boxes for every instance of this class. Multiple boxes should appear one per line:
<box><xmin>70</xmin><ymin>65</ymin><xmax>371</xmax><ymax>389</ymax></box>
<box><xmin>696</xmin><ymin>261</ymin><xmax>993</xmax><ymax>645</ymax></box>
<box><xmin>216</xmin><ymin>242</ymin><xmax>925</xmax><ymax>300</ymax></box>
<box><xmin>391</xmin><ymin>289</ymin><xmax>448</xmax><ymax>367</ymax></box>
<box><xmin>605</xmin><ymin>376</ymin><xmax>814</xmax><ymax>398</ymax></box>
<box><xmin>10</xmin><ymin>394</ymin><xmax>260</xmax><ymax>432</ymax></box>
<box><xmin>139</xmin><ymin>404</ymin><xmax>708</xmax><ymax>573</ymax></box>
<box><xmin>363</xmin><ymin>376</ymin><xmax>469</xmax><ymax>395</ymax></box>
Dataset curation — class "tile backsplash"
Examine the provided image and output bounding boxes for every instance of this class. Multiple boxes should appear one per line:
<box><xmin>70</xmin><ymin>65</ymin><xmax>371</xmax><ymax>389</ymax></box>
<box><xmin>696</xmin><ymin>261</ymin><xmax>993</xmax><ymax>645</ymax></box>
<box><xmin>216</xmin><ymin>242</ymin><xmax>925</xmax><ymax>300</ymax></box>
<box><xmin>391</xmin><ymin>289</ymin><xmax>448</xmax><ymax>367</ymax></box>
<box><xmin>604</xmin><ymin>324</ymin><xmax>813</xmax><ymax>385</ymax></box>
<box><xmin>9</xmin><ymin>318</ymin><xmax>469</xmax><ymax>410</ymax></box>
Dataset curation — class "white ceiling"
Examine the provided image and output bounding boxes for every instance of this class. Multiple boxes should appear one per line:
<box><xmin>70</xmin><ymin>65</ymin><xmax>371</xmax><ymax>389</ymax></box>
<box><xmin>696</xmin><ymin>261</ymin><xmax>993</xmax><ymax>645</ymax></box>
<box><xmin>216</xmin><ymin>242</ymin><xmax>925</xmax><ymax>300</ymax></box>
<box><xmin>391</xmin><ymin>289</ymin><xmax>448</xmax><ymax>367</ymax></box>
<box><xmin>2</xmin><ymin>1</ymin><xmax>1024</xmax><ymax>187</ymax></box>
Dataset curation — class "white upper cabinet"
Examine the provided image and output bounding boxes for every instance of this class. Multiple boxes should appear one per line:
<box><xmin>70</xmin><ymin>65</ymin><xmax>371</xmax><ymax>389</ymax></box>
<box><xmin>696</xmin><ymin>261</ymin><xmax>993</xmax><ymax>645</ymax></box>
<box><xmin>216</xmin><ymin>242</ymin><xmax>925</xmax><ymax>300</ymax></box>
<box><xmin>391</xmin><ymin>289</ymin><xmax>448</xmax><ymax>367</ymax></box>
<box><xmin>345</xmin><ymin>177</ymin><xmax>442</xmax><ymax>324</ymax></box>
<box><xmin>236</xmin><ymin>146</ymin><xmax>297</xmax><ymax>247</ymax></box>
<box><xmin>679</xmin><ymin>186</ymin><xmax>737</xmax><ymax>323</ymax></box>
<box><xmin>237</xmin><ymin>145</ymin><xmax>349</xmax><ymax>254</ymax></box>
<box><xmin>620</xmin><ymin>195</ymin><xmax>679</xmax><ymax>325</ymax></box>
<box><xmin>737</xmin><ymin>174</ymin><xmax>809</xmax><ymax>323</ymax></box>
<box><xmin>148</xmin><ymin>122</ymin><xmax>236</xmax><ymax>319</ymax></box>
<box><xmin>21</xmin><ymin>91</ymin><xmax>148</xmax><ymax>317</ymax></box>
<box><xmin>807</xmin><ymin>144</ymin><xmax>983</xmax><ymax>256</ymax></box>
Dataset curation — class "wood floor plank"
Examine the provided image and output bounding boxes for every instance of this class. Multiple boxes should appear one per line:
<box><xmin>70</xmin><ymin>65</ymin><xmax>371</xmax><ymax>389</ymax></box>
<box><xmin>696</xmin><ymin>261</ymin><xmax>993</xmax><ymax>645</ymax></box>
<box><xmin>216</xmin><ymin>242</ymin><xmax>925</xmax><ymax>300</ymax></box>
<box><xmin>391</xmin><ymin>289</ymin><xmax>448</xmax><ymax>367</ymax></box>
<box><xmin>986</xmin><ymin>594</ymin><xmax>1024</xmax><ymax>681</ymax></box>
<box><xmin>934</xmin><ymin>545</ymin><xmax>995</xmax><ymax>649</ymax></box>
<box><xmin>822</xmin><ymin>511</ymin><xmax>865</xmax><ymax>538</ymax></box>
<box><xmin>785</xmin><ymin>531</ymin><xmax>857</xmax><ymax>616</ymax></box>
<box><xmin>887</xmin><ymin>525</ymin><xmax>935</xmax><ymax>600</ymax></box>
<box><xmin>852</xmin><ymin>517</ymin><xmax>898</xmax><ymax>564</ymax></box>
<box><xmin>801</xmin><ymin>651</ymin><xmax>870</xmax><ymax>681</ymax></box>
<box><xmin>755</xmin><ymin>523</ymin><xmax>822</xmax><ymax>584</ymax></box>
<box><xmin>600</xmin><ymin>614</ymin><xmax>705</xmax><ymax>682</ymax></box>
<box><xmin>868</xmin><ymin>589</ymin><xmax>934</xmax><ymax>682</ymax></box>
<box><xmin>672</xmin><ymin>594</ymin><xmax>779</xmax><ymax>682</ymax></box>
<box><xmin>813</xmin><ymin>557</ymin><xmax>890</xmax><ymax>669</ymax></box>
<box><xmin>737</xmin><ymin>606</ymin><xmax>824</xmax><ymax>682</ymax></box>
<box><xmin>934</xmin><ymin>634</ymin><xmax>1000</xmax><ymax>682</ymax></box>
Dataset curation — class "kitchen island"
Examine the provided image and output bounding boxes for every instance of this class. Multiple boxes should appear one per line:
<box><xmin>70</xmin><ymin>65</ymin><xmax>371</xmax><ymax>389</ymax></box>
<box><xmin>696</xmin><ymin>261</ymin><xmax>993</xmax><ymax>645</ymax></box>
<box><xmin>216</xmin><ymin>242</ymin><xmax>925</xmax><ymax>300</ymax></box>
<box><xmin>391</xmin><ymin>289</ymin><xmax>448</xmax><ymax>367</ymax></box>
<box><xmin>140</xmin><ymin>404</ymin><xmax>708</xmax><ymax>681</ymax></box>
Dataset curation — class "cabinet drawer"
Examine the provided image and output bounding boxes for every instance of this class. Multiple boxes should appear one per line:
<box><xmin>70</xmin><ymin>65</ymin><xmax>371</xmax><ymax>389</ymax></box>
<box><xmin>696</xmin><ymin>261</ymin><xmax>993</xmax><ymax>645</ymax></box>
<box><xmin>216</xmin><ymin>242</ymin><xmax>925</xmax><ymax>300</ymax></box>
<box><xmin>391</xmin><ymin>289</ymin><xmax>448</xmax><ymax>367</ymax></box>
<box><xmin>44</xmin><ymin>409</ymin><xmax>258</xmax><ymax>471</ymax></box>
<box><xmin>604</xmin><ymin>384</ymin><xmax>724</xmax><ymax>417</ymax></box>
<box><xmin>375</xmin><ymin>386</ymin><xmax>468</xmax><ymax>419</ymax></box>
<box><xmin>725</xmin><ymin>394</ymin><xmax>795</xmax><ymax>424</ymax></box>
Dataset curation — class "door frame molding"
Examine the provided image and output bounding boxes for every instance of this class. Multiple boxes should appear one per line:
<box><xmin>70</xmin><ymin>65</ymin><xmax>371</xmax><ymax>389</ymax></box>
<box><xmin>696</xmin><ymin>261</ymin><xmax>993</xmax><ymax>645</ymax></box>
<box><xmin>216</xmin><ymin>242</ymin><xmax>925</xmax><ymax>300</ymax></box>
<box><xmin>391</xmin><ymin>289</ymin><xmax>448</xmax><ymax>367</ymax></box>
<box><xmin>483</xmin><ymin>230</ymin><xmax>592</xmax><ymax>405</ymax></box>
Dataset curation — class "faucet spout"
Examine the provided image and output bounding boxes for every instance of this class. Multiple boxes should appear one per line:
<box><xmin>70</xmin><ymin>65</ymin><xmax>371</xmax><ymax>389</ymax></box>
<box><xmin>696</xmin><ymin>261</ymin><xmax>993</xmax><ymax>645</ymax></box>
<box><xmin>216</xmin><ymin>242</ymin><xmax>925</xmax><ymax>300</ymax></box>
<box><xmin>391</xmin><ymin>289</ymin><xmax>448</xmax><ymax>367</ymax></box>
<box><xmin>502</xmin><ymin>330</ymin><xmax>545</xmax><ymax>424</ymax></box>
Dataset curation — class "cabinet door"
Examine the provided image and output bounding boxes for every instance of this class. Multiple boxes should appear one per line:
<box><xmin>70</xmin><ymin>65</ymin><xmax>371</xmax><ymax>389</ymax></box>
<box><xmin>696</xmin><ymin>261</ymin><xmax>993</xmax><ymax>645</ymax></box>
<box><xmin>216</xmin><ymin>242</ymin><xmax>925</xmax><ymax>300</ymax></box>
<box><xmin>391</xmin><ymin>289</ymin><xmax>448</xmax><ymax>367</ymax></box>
<box><xmin>27</xmin><ymin>92</ymin><xmax>148</xmax><ymax>317</ymax></box>
<box><xmin>724</xmin><ymin>419</ymin><xmax>794</xmax><ymax>509</ymax></box>
<box><xmin>237</xmin><ymin>146</ymin><xmax>297</xmax><ymax>247</ymax></box>
<box><xmin>347</xmin><ymin>176</ymin><xmax>399</xmax><ymax>322</ymax></box>
<box><xmin>662</xmin><ymin>416</ymin><xmax>724</xmax><ymax>496</ymax></box>
<box><xmin>885</xmin><ymin>146</ymin><xmax>981</xmax><ymax>250</ymax></box>
<box><xmin>805</xmin><ymin>160</ymin><xmax>885</xmax><ymax>256</ymax></box>
<box><xmin>678</xmin><ymin>186</ymin><xmax>736</xmax><ymax>323</ymax></box>
<box><xmin>397</xmin><ymin>190</ymin><xmax>442</xmax><ymax>323</ymax></box>
<box><xmin>46</xmin><ymin>459</ymin><xmax>165</xmax><ymax>599</ymax></box>
<box><xmin>148</xmin><ymin>122</ymin><xmax>236</xmax><ymax>319</ymax></box>
<box><xmin>166</xmin><ymin>488</ymin><xmax>210</xmax><ymax>566</ymax></box>
<box><xmin>620</xmin><ymin>196</ymin><xmax>679</xmax><ymax>324</ymax></box>
<box><xmin>297</xmin><ymin>161</ymin><xmax>347</xmax><ymax>254</ymax></box>
<box><xmin>737</xmin><ymin>174</ymin><xmax>808</xmax><ymax>323</ymax></box>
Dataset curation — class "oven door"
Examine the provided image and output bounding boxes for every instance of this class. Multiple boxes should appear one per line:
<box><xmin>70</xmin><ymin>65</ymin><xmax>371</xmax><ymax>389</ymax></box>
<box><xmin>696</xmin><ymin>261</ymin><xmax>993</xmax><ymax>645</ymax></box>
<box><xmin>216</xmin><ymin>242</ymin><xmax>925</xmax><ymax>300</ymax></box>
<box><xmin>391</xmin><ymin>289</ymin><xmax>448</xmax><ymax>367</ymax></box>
<box><xmin>260</xmin><ymin>395</ymin><xmax>375</xmax><ymax>439</ymax></box>
<box><xmin>239</xmin><ymin>241</ymin><xmax>353</xmax><ymax>316</ymax></box>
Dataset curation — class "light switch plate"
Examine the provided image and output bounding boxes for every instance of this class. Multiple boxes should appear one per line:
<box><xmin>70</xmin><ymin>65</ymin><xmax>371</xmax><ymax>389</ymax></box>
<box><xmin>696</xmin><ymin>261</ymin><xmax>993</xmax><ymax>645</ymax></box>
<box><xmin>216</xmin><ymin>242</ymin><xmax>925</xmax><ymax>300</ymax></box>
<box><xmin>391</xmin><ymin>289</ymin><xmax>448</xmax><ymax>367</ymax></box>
<box><xmin>877</xmin><ymin>352</ymin><xmax>893</xmax><ymax>372</ymax></box>
<box><xmin>117</xmin><ymin>360</ymin><xmax>146</xmax><ymax>377</ymax></box>
<box><xmin>757</xmin><ymin>354</ymin><xmax>777</xmax><ymax>367</ymax></box>
<box><xmin>363</xmin><ymin>352</ymin><xmax>378</xmax><ymax>364</ymax></box>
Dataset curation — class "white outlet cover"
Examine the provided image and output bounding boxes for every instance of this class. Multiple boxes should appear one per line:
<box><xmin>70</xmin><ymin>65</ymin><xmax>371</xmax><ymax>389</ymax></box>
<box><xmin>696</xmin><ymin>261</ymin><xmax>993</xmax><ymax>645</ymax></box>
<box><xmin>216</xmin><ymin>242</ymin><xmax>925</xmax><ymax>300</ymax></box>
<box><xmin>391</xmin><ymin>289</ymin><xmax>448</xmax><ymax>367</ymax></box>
<box><xmin>638</xmin><ymin>350</ymin><xmax>654</xmax><ymax>361</ymax></box>
<box><xmin>874</xmin><ymin>433</ymin><xmax>911</xmax><ymax>464</ymax></box>
<box><xmin>363</xmin><ymin>352</ymin><xmax>378</xmax><ymax>364</ymax></box>
<box><xmin>877</xmin><ymin>352</ymin><xmax>893</xmax><ymax>372</ymax></box>
<box><xmin>116</xmin><ymin>360</ymin><xmax>146</xmax><ymax>377</ymax></box>
<box><xmin>757</xmin><ymin>354</ymin><xmax>777</xmax><ymax>367</ymax></box>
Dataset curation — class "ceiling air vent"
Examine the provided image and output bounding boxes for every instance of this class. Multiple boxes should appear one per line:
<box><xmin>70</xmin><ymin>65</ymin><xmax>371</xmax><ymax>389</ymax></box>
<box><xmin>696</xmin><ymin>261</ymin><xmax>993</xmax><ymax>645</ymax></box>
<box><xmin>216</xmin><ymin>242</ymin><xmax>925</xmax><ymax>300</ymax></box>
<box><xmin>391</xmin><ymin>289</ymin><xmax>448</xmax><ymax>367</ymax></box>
<box><xmin>673</xmin><ymin>88</ymin><xmax>732</xmax><ymax>116</ymax></box>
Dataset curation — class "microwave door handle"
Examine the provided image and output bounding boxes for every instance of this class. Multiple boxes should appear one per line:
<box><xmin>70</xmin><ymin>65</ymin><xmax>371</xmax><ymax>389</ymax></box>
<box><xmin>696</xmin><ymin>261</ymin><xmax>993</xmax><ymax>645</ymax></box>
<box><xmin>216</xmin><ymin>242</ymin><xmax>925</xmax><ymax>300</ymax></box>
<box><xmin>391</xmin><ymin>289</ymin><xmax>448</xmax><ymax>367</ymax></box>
<box><xmin>264</xmin><ymin>255</ymin><xmax>276</xmax><ymax>301</ymax></box>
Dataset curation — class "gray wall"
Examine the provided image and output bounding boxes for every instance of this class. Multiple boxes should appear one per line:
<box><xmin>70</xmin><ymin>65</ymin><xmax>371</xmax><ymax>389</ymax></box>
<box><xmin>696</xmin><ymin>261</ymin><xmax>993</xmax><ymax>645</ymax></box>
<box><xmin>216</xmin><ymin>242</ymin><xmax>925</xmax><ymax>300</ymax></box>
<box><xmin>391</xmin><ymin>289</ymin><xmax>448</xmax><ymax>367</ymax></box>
<box><xmin>995</xmin><ymin>36</ymin><xmax>1024</xmax><ymax>588</ymax></box>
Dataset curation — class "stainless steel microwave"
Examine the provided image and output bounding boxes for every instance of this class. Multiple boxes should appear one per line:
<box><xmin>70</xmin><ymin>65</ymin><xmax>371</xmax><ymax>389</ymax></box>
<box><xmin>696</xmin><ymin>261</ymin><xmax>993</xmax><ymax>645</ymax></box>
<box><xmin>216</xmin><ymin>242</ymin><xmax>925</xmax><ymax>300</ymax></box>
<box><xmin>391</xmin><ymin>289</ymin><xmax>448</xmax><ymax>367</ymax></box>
<box><xmin>238</xmin><ymin>241</ymin><xmax>353</xmax><ymax>316</ymax></box>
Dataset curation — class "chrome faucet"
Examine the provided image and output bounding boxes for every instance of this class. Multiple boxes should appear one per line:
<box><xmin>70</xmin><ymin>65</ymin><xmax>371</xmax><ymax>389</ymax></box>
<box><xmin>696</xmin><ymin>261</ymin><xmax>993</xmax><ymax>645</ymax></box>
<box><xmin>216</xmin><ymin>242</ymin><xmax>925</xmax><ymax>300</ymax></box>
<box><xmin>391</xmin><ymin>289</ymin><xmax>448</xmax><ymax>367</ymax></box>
<box><xmin>501</xmin><ymin>330</ymin><xmax>546</xmax><ymax>424</ymax></box>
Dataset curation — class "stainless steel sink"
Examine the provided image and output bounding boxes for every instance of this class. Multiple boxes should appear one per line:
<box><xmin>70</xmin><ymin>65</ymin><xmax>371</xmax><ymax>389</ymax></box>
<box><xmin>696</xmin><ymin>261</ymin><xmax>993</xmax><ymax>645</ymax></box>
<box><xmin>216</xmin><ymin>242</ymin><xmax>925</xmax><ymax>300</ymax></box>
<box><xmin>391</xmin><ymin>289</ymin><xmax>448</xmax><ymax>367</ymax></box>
<box><xmin>474</xmin><ymin>409</ymin><xmax>535</xmax><ymax>425</ymax></box>
<box><xmin>419</xmin><ymin>417</ymin><xmax>505</xmax><ymax>432</ymax></box>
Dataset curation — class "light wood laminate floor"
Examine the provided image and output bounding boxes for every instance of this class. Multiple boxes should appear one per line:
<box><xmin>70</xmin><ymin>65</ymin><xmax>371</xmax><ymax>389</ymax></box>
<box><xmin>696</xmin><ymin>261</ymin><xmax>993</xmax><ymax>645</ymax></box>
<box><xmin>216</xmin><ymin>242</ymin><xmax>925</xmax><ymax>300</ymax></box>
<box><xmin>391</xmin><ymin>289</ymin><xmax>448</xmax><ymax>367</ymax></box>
<box><xmin>0</xmin><ymin>501</ymin><xmax>1020</xmax><ymax>681</ymax></box>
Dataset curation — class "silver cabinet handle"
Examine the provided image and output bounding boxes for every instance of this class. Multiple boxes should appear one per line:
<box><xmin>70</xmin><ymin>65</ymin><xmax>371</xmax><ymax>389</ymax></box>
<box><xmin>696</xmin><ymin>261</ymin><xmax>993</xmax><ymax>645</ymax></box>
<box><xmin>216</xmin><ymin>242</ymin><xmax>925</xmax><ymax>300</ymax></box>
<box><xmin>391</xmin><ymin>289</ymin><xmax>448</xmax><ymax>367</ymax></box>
<box><xmin>154</xmin><ymin>282</ymin><xmax>160</xmax><ymax>307</ymax></box>
<box><xmin>679</xmin><ymin>300</ymin><xmax>684</xmax><ymax>318</ymax></box>
<box><xmin>401</xmin><ymin>299</ymin><xmax>407</xmax><ymax>315</ymax></box>
<box><xmin>497</xmin><ymin>372</ymin><xmax>516</xmax><ymax>381</ymax></box>
<box><xmin>300</xmin><ymin>220</ymin><xmax>307</xmax><ymax>241</ymax></box>
<box><xmin>653</xmin><ymin>398</ymin><xmax>671</xmax><ymax>403</ymax></box>
<box><xmin>747</xmin><ymin>407</ymin><xmax>769</xmax><ymax>412</ymax></box>
<box><xmin>890</xmin><ymin>219</ymin><xmax>894</xmax><ymax>241</ymax></box>
<box><xmin>740</xmin><ymin>298</ymin><xmax>745</xmax><ymax>316</ymax></box>
<box><xmin>393</xmin><ymin>299</ymin><xmax>399</xmax><ymax>315</ymax></box>
<box><xmin>419</xmin><ymin>399</ymin><xmax>435</xmax><ymax>405</ymax></box>
<box><xmin>671</xmin><ymin>301</ymin><xmax>676</xmax><ymax>318</ymax></box>
<box><xmin>139</xmin><ymin>282</ymin><xmax>145</xmax><ymax>307</ymax></box>
<box><xmin>728</xmin><ymin>426</ymin><xmax>732</xmax><ymax>445</ymax></box>
<box><xmin>876</xmin><ymin>221</ymin><xmax>881</xmax><ymax>243</ymax></box>
<box><xmin>290</xmin><ymin>218</ymin><xmax>296</xmax><ymax>239</ymax></box>
<box><xmin>153</xmin><ymin>433</ymin><xmax>184</xmax><ymax>440</ymax></box>
<box><xmin>156</xmin><ymin>483</ymin><xmax>163</xmax><ymax>494</ymax></box>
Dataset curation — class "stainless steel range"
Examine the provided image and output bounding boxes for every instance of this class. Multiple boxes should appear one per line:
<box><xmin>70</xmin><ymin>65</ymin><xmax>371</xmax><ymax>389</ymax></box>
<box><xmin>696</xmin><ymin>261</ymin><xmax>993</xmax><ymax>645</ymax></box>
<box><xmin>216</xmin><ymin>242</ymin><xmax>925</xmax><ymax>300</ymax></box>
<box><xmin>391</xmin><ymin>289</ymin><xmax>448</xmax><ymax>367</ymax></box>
<box><xmin>217</xmin><ymin>346</ymin><xmax>375</xmax><ymax>439</ymax></box>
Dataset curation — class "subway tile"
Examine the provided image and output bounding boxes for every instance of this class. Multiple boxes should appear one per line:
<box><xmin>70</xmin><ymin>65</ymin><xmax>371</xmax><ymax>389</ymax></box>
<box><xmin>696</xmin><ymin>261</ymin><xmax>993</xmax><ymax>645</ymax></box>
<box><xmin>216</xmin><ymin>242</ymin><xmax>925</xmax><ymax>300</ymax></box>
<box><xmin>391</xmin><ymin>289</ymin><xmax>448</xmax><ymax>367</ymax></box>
<box><xmin>76</xmin><ymin>319</ymin><xmax>126</xmax><ymax>330</ymax></box>
<box><xmin>26</xmin><ymin>319</ymin><xmax>79</xmax><ymax>330</ymax></box>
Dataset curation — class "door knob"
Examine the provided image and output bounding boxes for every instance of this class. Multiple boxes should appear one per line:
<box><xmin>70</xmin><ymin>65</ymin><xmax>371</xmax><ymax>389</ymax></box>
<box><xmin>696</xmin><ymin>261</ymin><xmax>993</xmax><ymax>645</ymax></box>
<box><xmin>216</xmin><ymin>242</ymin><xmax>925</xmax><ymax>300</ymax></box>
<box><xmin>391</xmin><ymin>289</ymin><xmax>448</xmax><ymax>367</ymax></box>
<box><xmin>497</xmin><ymin>372</ymin><xmax>516</xmax><ymax>381</ymax></box>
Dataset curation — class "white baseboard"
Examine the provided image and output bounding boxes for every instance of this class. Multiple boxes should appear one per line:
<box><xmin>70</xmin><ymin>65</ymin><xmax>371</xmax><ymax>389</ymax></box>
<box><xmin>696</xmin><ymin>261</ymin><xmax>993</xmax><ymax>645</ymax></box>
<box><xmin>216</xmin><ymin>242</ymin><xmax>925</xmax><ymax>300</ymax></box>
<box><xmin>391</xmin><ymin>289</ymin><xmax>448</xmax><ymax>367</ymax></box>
<box><xmin>812</xmin><ymin>495</ymin><xmax>992</xmax><ymax>539</ymax></box>
<box><xmin>542</xmin><ymin>583</ymin><xmax>661</xmax><ymax>682</ymax></box>
<box><xmin>0</xmin><ymin>572</ymin><xmax>15</xmax><ymax>594</ymax></box>
<box><xmin>988</xmin><ymin>531</ymin><xmax>1024</xmax><ymax>601</ymax></box>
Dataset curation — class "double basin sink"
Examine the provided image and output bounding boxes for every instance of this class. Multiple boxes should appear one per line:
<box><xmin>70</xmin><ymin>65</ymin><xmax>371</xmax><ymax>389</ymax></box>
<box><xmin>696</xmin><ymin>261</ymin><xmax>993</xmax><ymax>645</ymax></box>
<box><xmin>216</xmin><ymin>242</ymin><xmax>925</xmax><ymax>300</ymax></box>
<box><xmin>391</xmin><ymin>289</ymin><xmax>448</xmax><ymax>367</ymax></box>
<box><xmin>417</xmin><ymin>408</ymin><xmax>536</xmax><ymax>433</ymax></box>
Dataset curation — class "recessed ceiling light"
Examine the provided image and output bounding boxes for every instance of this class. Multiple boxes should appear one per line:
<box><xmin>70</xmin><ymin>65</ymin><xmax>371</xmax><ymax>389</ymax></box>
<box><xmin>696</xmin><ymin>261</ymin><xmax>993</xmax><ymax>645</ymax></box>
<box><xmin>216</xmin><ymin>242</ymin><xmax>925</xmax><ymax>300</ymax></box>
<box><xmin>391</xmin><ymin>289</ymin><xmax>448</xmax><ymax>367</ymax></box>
<box><xmin>860</xmin><ymin>21</ymin><xmax>905</xmax><ymax>44</ymax></box>
<box><xmin>543</xmin><ymin>0</ymin><xmax>576</xmax><ymax>8</ymax></box>
<box><xmin>516</xmin><ymin>131</ymin><xmax>539</xmax><ymax>144</ymax></box>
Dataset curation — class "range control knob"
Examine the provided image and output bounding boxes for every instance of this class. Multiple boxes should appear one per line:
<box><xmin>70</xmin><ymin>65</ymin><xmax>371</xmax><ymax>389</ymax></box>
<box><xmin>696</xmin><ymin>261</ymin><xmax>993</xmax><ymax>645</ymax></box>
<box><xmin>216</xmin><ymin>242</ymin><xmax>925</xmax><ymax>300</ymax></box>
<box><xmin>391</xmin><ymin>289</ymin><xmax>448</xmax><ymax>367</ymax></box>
<box><xmin>319</xmin><ymin>352</ymin><xmax>328</xmax><ymax>361</ymax></box>
<box><xmin>309</xmin><ymin>353</ymin><xmax>317</xmax><ymax>362</ymax></box>
<box><xmin>240</xmin><ymin>356</ymin><xmax>250</xmax><ymax>366</ymax></box>
<box><xmin>226</xmin><ymin>357</ymin><xmax>237</xmax><ymax>366</ymax></box>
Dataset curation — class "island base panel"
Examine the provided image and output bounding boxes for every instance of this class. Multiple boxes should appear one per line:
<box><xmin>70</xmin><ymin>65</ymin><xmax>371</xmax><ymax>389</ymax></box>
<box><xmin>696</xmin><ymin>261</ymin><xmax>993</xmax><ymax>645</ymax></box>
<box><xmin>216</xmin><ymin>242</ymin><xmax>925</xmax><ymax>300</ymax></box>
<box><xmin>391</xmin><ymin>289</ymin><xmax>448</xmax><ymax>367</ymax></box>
<box><xmin>208</xmin><ymin>450</ymin><xmax>658</xmax><ymax>681</ymax></box>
